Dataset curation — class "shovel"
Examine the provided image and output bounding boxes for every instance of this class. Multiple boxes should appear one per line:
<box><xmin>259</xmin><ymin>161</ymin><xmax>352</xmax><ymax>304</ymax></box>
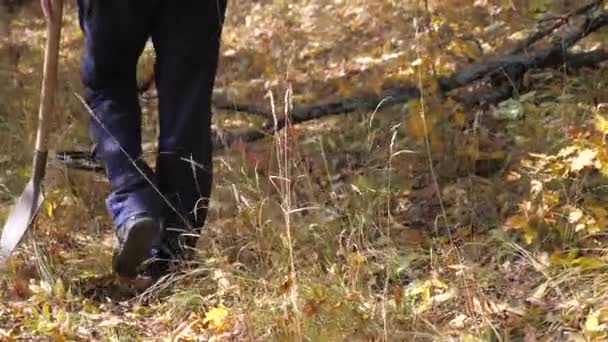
<box><xmin>0</xmin><ymin>0</ymin><xmax>64</xmax><ymax>266</ymax></box>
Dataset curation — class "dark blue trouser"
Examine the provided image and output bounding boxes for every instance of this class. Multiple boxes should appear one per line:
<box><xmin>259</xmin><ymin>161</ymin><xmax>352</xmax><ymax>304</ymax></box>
<box><xmin>77</xmin><ymin>0</ymin><xmax>227</xmax><ymax>256</ymax></box>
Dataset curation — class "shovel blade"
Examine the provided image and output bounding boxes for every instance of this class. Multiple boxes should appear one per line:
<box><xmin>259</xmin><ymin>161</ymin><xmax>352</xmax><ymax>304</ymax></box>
<box><xmin>0</xmin><ymin>178</ymin><xmax>44</xmax><ymax>264</ymax></box>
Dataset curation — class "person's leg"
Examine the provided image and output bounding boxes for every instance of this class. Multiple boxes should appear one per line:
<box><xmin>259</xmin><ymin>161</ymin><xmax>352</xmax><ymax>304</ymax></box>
<box><xmin>150</xmin><ymin>0</ymin><xmax>228</xmax><ymax>262</ymax></box>
<box><xmin>77</xmin><ymin>0</ymin><xmax>161</xmax><ymax>277</ymax></box>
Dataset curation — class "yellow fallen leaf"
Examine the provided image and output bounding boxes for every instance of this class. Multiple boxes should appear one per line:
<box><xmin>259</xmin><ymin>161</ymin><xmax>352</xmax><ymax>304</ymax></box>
<box><xmin>571</xmin><ymin>149</ymin><xmax>597</xmax><ymax>172</ymax></box>
<box><xmin>568</xmin><ymin>208</ymin><xmax>584</xmax><ymax>224</ymax></box>
<box><xmin>203</xmin><ymin>305</ymin><xmax>230</xmax><ymax>333</ymax></box>
<box><xmin>45</xmin><ymin>201</ymin><xmax>54</xmax><ymax>218</ymax></box>
<box><xmin>573</xmin><ymin>257</ymin><xmax>605</xmax><ymax>269</ymax></box>
<box><xmin>504</xmin><ymin>214</ymin><xmax>528</xmax><ymax>230</ymax></box>
<box><xmin>522</xmin><ymin>226</ymin><xmax>538</xmax><ymax>244</ymax></box>
<box><xmin>595</xmin><ymin>114</ymin><xmax>608</xmax><ymax>134</ymax></box>
<box><xmin>585</xmin><ymin>308</ymin><xmax>608</xmax><ymax>338</ymax></box>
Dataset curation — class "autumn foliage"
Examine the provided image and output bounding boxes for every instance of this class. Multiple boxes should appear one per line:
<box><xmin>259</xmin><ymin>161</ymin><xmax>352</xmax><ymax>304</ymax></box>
<box><xmin>0</xmin><ymin>0</ymin><xmax>607</xmax><ymax>340</ymax></box>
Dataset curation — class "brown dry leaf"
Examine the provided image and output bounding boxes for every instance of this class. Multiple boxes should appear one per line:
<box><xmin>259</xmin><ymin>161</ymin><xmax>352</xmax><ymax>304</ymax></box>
<box><xmin>98</xmin><ymin>316</ymin><xmax>124</xmax><ymax>328</ymax></box>
<box><xmin>526</xmin><ymin>282</ymin><xmax>548</xmax><ymax>306</ymax></box>
<box><xmin>452</xmin><ymin>106</ymin><xmax>467</xmax><ymax>128</ymax></box>
<box><xmin>449</xmin><ymin>314</ymin><xmax>468</xmax><ymax>329</ymax></box>
<box><xmin>0</xmin><ymin>327</ymin><xmax>17</xmax><ymax>340</ymax></box>
<box><xmin>277</xmin><ymin>273</ymin><xmax>294</xmax><ymax>296</ymax></box>
<box><xmin>571</xmin><ymin>149</ymin><xmax>597</xmax><ymax>172</ymax></box>
<box><xmin>524</xmin><ymin>325</ymin><xmax>537</xmax><ymax>342</ymax></box>
<box><xmin>303</xmin><ymin>298</ymin><xmax>326</xmax><ymax>317</ymax></box>
<box><xmin>173</xmin><ymin>313</ymin><xmax>205</xmax><ymax>341</ymax></box>
<box><xmin>392</xmin><ymin>287</ymin><xmax>403</xmax><ymax>307</ymax></box>
<box><xmin>392</xmin><ymin>224</ymin><xmax>429</xmax><ymax>248</ymax></box>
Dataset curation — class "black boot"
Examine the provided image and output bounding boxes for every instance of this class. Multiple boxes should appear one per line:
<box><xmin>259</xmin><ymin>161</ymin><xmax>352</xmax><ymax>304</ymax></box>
<box><xmin>112</xmin><ymin>214</ymin><xmax>160</xmax><ymax>278</ymax></box>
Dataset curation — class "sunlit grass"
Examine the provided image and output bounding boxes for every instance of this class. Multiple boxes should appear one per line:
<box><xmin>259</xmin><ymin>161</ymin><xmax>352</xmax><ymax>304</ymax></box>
<box><xmin>0</xmin><ymin>0</ymin><xmax>607</xmax><ymax>340</ymax></box>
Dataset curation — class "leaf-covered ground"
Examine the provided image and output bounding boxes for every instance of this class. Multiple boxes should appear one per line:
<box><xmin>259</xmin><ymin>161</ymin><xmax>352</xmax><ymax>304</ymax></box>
<box><xmin>1</xmin><ymin>0</ymin><xmax>608</xmax><ymax>340</ymax></box>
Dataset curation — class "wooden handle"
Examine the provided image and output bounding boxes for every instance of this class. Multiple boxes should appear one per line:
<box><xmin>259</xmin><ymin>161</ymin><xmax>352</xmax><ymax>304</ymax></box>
<box><xmin>34</xmin><ymin>0</ymin><xmax>64</xmax><ymax>153</ymax></box>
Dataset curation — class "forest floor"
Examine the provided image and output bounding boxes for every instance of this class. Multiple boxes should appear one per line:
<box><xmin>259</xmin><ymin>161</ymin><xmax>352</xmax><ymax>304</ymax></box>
<box><xmin>1</xmin><ymin>1</ymin><xmax>608</xmax><ymax>341</ymax></box>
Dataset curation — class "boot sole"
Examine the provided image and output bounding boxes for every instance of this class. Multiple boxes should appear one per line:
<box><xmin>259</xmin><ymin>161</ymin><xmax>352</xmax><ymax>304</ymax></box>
<box><xmin>113</xmin><ymin>218</ymin><xmax>159</xmax><ymax>278</ymax></box>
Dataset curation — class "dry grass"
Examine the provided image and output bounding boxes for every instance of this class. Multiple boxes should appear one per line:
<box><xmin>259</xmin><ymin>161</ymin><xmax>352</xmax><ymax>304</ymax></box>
<box><xmin>0</xmin><ymin>0</ymin><xmax>608</xmax><ymax>341</ymax></box>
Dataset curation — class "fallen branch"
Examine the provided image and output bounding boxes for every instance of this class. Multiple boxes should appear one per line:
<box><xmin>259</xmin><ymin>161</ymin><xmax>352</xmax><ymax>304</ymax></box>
<box><xmin>559</xmin><ymin>48</ymin><xmax>608</xmax><ymax>69</ymax></box>
<box><xmin>438</xmin><ymin>13</ymin><xmax>608</xmax><ymax>92</ymax></box>
<box><xmin>137</xmin><ymin>1</ymin><xmax>606</xmax><ymax>116</ymax></box>
<box><xmin>212</xmin><ymin>85</ymin><xmax>421</xmax><ymax>147</ymax></box>
<box><xmin>454</xmin><ymin>48</ymin><xmax>608</xmax><ymax>109</ymax></box>
<box><xmin>507</xmin><ymin>0</ymin><xmax>604</xmax><ymax>54</ymax></box>
<box><xmin>206</xmin><ymin>9</ymin><xmax>608</xmax><ymax>123</ymax></box>
<box><xmin>56</xmin><ymin>5</ymin><xmax>608</xmax><ymax>172</ymax></box>
<box><xmin>213</xmin><ymin>93</ymin><xmax>274</xmax><ymax>119</ymax></box>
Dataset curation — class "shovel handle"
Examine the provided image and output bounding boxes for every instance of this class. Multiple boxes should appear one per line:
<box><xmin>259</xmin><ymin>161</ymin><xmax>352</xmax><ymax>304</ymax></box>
<box><xmin>33</xmin><ymin>0</ymin><xmax>63</xmax><ymax>181</ymax></box>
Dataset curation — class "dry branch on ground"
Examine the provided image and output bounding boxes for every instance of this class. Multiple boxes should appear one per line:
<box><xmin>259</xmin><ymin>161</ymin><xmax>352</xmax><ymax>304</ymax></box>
<box><xmin>55</xmin><ymin>1</ymin><xmax>608</xmax><ymax>171</ymax></box>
